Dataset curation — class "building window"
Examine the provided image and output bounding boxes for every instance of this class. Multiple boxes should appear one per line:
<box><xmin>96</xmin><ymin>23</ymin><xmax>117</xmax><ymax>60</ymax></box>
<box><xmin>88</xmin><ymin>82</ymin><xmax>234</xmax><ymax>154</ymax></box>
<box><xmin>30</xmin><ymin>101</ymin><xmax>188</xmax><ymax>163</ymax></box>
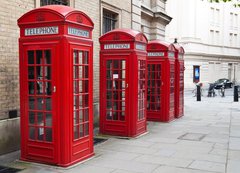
<box><xmin>40</xmin><ymin>0</ymin><xmax>69</xmax><ymax>6</ymax></box>
<box><xmin>102</xmin><ymin>9</ymin><xmax>117</xmax><ymax>34</ymax></box>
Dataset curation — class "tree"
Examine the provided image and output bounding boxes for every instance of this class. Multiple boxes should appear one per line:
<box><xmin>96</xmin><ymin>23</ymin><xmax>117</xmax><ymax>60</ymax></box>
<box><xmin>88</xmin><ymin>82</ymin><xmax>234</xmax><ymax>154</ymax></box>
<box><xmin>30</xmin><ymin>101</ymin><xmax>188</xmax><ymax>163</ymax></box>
<box><xmin>209</xmin><ymin>0</ymin><xmax>240</xmax><ymax>7</ymax></box>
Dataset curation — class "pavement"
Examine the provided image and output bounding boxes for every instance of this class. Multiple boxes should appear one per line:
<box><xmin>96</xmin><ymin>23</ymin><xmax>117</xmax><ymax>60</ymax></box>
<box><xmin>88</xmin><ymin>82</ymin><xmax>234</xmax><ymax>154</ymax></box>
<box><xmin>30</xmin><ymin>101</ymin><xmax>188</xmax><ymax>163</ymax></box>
<box><xmin>0</xmin><ymin>88</ymin><xmax>240</xmax><ymax>173</ymax></box>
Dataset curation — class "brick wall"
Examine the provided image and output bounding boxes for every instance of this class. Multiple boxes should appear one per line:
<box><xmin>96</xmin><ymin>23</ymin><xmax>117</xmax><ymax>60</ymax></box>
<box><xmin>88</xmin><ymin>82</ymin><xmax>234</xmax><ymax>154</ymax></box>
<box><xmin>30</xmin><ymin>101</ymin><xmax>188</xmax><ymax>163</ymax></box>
<box><xmin>0</xmin><ymin>0</ymin><xmax>34</xmax><ymax>120</ymax></box>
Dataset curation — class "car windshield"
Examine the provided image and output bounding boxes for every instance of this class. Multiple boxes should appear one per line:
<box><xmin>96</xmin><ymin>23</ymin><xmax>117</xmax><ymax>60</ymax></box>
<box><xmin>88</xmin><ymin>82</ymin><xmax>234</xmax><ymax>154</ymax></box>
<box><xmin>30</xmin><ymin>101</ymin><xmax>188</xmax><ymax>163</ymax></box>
<box><xmin>216</xmin><ymin>79</ymin><xmax>226</xmax><ymax>83</ymax></box>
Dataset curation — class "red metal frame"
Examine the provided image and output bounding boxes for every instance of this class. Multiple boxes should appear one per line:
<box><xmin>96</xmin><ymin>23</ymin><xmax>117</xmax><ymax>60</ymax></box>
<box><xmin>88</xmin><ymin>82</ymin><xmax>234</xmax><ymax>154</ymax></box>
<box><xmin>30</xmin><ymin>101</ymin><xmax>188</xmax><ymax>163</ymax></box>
<box><xmin>174</xmin><ymin>44</ymin><xmax>185</xmax><ymax>118</ymax></box>
<box><xmin>99</xmin><ymin>29</ymin><xmax>148</xmax><ymax>137</ymax></box>
<box><xmin>147</xmin><ymin>40</ymin><xmax>176</xmax><ymax>122</ymax></box>
<box><xmin>18</xmin><ymin>5</ymin><xmax>94</xmax><ymax>167</ymax></box>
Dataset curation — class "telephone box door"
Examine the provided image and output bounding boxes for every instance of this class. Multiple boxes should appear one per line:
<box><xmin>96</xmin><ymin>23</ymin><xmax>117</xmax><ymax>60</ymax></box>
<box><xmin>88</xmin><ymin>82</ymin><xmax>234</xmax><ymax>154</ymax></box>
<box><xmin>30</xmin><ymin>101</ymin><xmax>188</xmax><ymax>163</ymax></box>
<box><xmin>147</xmin><ymin>62</ymin><xmax>162</xmax><ymax>120</ymax></box>
<box><xmin>22</xmin><ymin>44</ymin><xmax>58</xmax><ymax>164</ymax></box>
<box><xmin>102</xmin><ymin>56</ymin><xmax>128</xmax><ymax>135</ymax></box>
<box><xmin>71</xmin><ymin>44</ymin><xmax>93</xmax><ymax>161</ymax></box>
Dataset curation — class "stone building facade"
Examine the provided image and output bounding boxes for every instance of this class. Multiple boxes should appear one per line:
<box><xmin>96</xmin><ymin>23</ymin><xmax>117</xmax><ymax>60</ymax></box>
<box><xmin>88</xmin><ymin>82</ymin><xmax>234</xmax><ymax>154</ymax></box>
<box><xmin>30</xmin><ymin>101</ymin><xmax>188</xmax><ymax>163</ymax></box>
<box><xmin>166</xmin><ymin>0</ymin><xmax>240</xmax><ymax>89</ymax></box>
<box><xmin>0</xmin><ymin>0</ymin><xmax>170</xmax><ymax>155</ymax></box>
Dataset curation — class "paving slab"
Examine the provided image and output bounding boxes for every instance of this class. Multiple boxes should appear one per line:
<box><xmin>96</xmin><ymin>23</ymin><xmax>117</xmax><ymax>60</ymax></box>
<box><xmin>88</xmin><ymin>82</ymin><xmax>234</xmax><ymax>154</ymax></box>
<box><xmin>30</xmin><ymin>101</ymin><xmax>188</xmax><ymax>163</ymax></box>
<box><xmin>188</xmin><ymin>160</ymin><xmax>225</xmax><ymax>173</ymax></box>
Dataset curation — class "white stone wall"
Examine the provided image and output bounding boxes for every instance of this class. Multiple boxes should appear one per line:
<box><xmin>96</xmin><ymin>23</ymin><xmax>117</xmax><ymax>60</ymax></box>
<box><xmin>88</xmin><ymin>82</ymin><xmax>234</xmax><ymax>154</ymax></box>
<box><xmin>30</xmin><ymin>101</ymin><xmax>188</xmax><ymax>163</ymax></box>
<box><xmin>166</xmin><ymin>0</ymin><xmax>240</xmax><ymax>89</ymax></box>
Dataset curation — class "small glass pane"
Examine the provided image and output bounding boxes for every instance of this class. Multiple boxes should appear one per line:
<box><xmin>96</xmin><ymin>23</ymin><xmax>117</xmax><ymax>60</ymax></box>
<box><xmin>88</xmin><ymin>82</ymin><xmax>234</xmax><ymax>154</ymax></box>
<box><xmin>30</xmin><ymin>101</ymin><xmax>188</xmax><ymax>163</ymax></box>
<box><xmin>36</xmin><ymin>50</ymin><xmax>43</xmax><ymax>65</ymax></box>
<box><xmin>46</xmin><ymin>113</ymin><xmax>52</xmax><ymax>127</ymax></box>
<box><xmin>74</xmin><ymin>111</ymin><xmax>78</xmax><ymax>125</ymax></box>
<box><xmin>29</xmin><ymin>112</ymin><xmax>35</xmax><ymax>124</ymax></box>
<box><xmin>122</xmin><ymin>70</ymin><xmax>126</xmax><ymax>79</ymax></box>
<box><xmin>79</xmin><ymin>95</ymin><xmax>83</xmax><ymax>108</ymax></box>
<box><xmin>28</xmin><ymin>82</ymin><xmax>35</xmax><ymax>95</ymax></box>
<box><xmin>78</xmin><ymin>51</ymin><xmax>83</xmax><ymax>64</ymax></box>
<box><xmin>44</xmin><ymin>50</ymin><xmax>51</xmax><ymax>64</ymax></box>
<box><xmin>83</xmin><ymin>80</ymin><xmax>89</xmax><ymax>92</ymax></box>
<box><xmin>74</xmin><ymin>95</ymin><xmax>78</xmax><ymax>110</ymax></box>
<box><xmin>29</xmin><ymin>127</ymin><xmax>35</xmax><ymax>140</ymax></box>
<box><xmin>73</xmin><ymin>66</ymin><xmax>78</xmax><ymax>79</ymax></box>
<box><xmin>29</xmin><ymin>97</ymin><xmax>35</xmax><ymax>110</ymax></box>
<box><xmin>37</xmin><ymin>66</ymin><xmax>43</xmax><ymax>79</ymax></box>
<box><xmin>84</xmin><ymin>66</ymin><xmax>89</xmax><ymax>78</ymax></box>
<box><xmin>46</xmin><ymin>82</ymin><xmax>52</xmax><ymax>95</ymax></box>
<box><xmin>37</xmin><ymin>112</ymin><xmax>44</xmax><ymax>126</ymax></box>
<box><xmin>73</xmin><ymin>51</ymin><xmax>78</xmax><ymax>64</ymax></box>
<box><xmin>28</xmin><ymin>51</ymin><xmax>34</xmax><ymax>64</ymax></box>
<box><xmin>79</xmin><ymin>110</ymin><xmax>83</xmax><ymax>122</ymax></box>
<box><xmin>79</xmin><ymin>66</ymin><xmax>83</xmax><ymax>79</ymax></box>
<box><xmin>74</xmin><ymin>125</ymin><xmax>79</xmax><ymax>139</ymax></box>
<box><xmin>84</xmin><ymin>123</ymin><xmax>89</xmax><ymax>136</ymax></box>
<box><xmin>106</xmin><ymin>110</ymin><xmax>112</xmax><ymax>120</ymax></box>
<box><xmin>84</xmin><ymin>52</ymin><xmax>89</xmax><ymax>64</ymax></box>
<box><xmin>28</xmin><ymin>67</ymin><xmax>35</xmax><ymax>79</ymax></box>
<box><xmin>74</xmin><ymin>81</ymin><xmax>78</xmax><ymax>93</ymax></box>
<box><xmin>84</xmin><ymin>109</ymin><xmax>89</xmax><ymax>121</ymax></box>
<box><xmin>37</xmin><ymin>98</ymin><xmax>44</xmax><ymax>110</ymax></box>
<box><xmin>46</xmin><ymin>97</ymin><xmax>52</xmax><ymax>111</ymax></box>
<box><xmin>46</xmin><ymin>67</ymin><xmax>51</xmax><ymax>80</ymax></box>
<box><xmin>37</xmin><ymin>127</ymin><xmax>44</xmax><ymax>141</ymax></box>
<box><xmin>37</xmin><ymin>81</ymin><xmax>44</xmax><ymax>95</ymax></box>
<box><xmin>106</xmin><ymin>60</ymin><xmax>112</xmax><ymax>69</ymax></box>
<box><xmin>45</xmin><ymin>128</ymin><xmax>52</xmax><ymax>142</ymax></box>
<box><xmin>79</xmin><ymin>124</ymin><xmax>84</xmax><ymax>137</ymax></box>
<box><xmin>83</xmin><ymin>94</ymin><xmax>89</xmax><ymax>107</ymax></box>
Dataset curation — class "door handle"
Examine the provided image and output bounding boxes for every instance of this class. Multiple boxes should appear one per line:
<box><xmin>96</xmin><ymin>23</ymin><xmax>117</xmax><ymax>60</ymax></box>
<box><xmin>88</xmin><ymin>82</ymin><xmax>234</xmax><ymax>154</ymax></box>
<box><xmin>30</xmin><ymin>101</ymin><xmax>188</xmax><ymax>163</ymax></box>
<box><xmin>53</xmin><ymin>86</ymin><xmax>56</xmax><ymax>93</ymax></box>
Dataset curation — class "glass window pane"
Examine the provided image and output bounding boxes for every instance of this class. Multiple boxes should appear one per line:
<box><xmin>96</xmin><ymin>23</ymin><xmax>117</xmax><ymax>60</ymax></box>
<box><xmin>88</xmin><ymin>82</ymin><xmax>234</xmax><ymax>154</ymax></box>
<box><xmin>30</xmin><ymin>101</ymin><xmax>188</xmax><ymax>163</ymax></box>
<box><xmin>29</xmin><ymin>127</ymin><xmax>35</xmax><ymax>140</ymax></box>
<box><xmin>83</xmin><ymin>80</ymin><xmax>89</xmax><ymax>92</ymax></box>
<box><xmin>46</xmin><ymin>66</ymin><xmax>51</xmax><ymax>80</ymax></box>
<box><xmin>84</xmin><ymin>123</ymin><xmax>89</xmax><ymax>136</ymax></box>
<box><xmin>46</xmin><ymin>82</ymin><xmax>52</xmax><ymax>95</ymax></box>
<box><xmin>79</xmin><ymin>124</ymin><xmax>84</xmax><ymax>137</ymax></box>
<box><xmin>28</xmin><ymin>82</ymin><xmax>35</xmax><ymax>95</ymax></box>
<box><xmin>78</xmin><ymin>51</ymin><xmax>83</xmax><ymax>64</ymax></box>
<box><xmin>84</xmin><ymin>109</ymin><xmax>89</xmax><ymax>121</ymax></box>
<box><xmin>46</xmin><ymin>113</ymin><xmax>52</xmax><ymax>127</ymax></box>
<box><xmin>28</xmin><ymin>67</ymin><xmax>35</xmax><ymax>79</ymax></box>
<box><xmin>74</xmin><ymin>81</ymin><xmax>78</xmax><ymax>93</ymax></box>
<box><xmin>28</xmin><ymin>51</ymin><xmax>34</xmax><ymax>64</ymax></box>
<box><xmin>45</xmin><ymin>128</ymin><xmax>52</xmax><ymax>142</ymax></box>
<box><xmin>36</xmin><ymin>50</ymin><xmax>43</xmax><ymax>65</ymax></box>
<box><xmin>73</xmin><ymin>66</ymin><xmax>78</xmax><ymax>79</ymax></box>
<box><xmin>74</xmin><ymin>111</ymin><xmax>78</xmax><ymax>125</ymax></box>
<box><xmin>46</xmin><ymin>97</ymin><xmax>52</xmax><ymax>111</ymax></box>
<box><xmin>83</xmin><ymin>94</ymin><xmax>89</xmax><ymax>107</ymax></box>
<box><xmin>84</xmin><ymin>52</ymin><xmax>89</xmax><ymax>64</ymax></box>
<box><xmin>29</xmin><ymin>97</ymin><xmax>35</xmax><ymax>110</ymax></box>
<box><xmin>79</xmin><ymin>66</ymin><xmax>83</xmax><ymax>79</ymax></box>
<box><xmin>29</xmin><ymin>112</ymin><xmax>35</xmax><ymax>124</ymax></box>
<box><xmin>84</xmin><ymin>66</ymin><xmax>89</xmax><ymax>78</ymax></box>
<box><xmin>79</xmin><ymin>110</ymin><xmax>83</xmax><ymax>122</ymax></box>
<box><xmin>73</xmin><ymin>50</ymin><xmax>78</xmax><ymax>64</ymax></box>
<box><xmin>37</xmin><ymin>127</ymin><xmax>44</xmax><ymax>141</ymax></box>
<box><xmin>37</xmin><ymin>112</ymin><xmax>44</xmax><ymax>126</ymax></box>
<box><xmin>74</xmin><ymin>125</ymin><xmax>79</xmax><ymax>139</ymax></box>
<box><xmin>37</xmin><ymin>98</ymin><xmax>44</xmax><ymax>110</ymax></box>
<box><xmin>44</xmin><ymin>50</ymin><xmax>51</xmax><ymax>64</ymax></box>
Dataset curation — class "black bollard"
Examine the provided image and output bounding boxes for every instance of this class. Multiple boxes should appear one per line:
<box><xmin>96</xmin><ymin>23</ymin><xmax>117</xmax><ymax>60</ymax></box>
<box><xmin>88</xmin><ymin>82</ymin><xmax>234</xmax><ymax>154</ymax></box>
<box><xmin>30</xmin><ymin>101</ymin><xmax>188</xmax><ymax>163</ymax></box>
<box><xmin>197</xmin><ymin>85</ymin><xmax>201</xmax><ymax>101</ymax></box>
<box><xmin>234</xmin><ymin>85</ymin><xmax>239</xmax><ymax>102</ymax></box>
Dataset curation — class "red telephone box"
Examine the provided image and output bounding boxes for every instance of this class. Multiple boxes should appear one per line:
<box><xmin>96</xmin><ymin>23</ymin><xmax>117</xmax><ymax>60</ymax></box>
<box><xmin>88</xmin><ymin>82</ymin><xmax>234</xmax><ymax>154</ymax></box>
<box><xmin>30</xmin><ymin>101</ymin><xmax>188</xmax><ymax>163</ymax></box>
<box><xmin>18</xmin><ymin>5</ymin><xmax>94</xmax><ymax>166</ymax></box>
<box><xmin>174</xmin><ymin>44</ymin><xmax>185</xmax><ymax>118</ymax></box>
<box><xmin>99</xmin><ymin>29</ymin><xmax>147</xmax><ymax>137</ymax></box>
<box><xmin>147</xmin><ymin>40</ymin><xmax>175</xmax><ymax>122</ymax></box>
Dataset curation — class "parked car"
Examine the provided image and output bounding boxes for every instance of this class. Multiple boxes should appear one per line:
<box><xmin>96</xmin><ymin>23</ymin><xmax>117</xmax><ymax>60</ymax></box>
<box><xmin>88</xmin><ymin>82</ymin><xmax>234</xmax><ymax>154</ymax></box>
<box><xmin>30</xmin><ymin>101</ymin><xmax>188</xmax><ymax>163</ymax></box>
<box><xmin>214</xmin><ymin>78</ymin><xmax>233</xmax><ymax>89</ymax></box>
